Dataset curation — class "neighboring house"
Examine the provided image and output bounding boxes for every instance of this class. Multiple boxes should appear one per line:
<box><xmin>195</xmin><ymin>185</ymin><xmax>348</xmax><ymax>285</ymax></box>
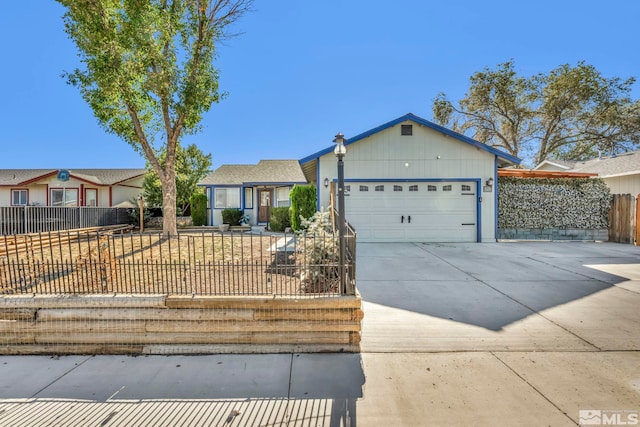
<box><xmin>535</xmin><ymin>151</ymin><xmax>640</xmax><ymax>195</ymax></box>
<box><xmin>299</xmin><ymin>113</ymin><xmax>520</xmax><ymax>243</ymax></box>
<box><xmin>198</xmin><ymin>160</ymin><xmax>307</xmax><ymax>226</ymax></box>
<box><xmin>532</xmin><ymin>159</ymin><xmax>577</xmax><ymax>172</ymax></box>
<box><xmin>0</xmin><ymin>169</ymin><xmax>145</xmax><ymax>208</ymax></box>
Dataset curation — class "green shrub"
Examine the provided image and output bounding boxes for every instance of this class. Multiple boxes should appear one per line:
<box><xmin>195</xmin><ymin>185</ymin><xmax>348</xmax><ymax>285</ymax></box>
<box><xmin>190</xmin><ymin>193</ymin><xmax>208</xmax><ymax>226</ymax></box>
<box><xmin>290</xmin><ymin>184</ymin><xmax>316</xmax><ymax>231</ymax></box>
<box><xmin>221</xmin><ymin>208</ymin><xmax>243</xmax><ymax>226</ymax></box>
<box><xmin>269</xmin><ymin>207</ymin><xmax>291</xmax><ymax>232</ymax></box>
<box><xmin>127</xmin><ymin>198</ymin><xmax>152</xmax><ymax>227</ymax></box>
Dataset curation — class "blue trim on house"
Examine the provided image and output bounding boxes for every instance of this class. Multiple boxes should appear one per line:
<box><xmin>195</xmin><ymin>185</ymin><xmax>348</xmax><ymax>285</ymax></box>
<box><xmin>338</xmin><ymin>177</ymin><xmax>483</xmax><ymax>242</ymax></box>
<box><xmin>299</xmin><ymin>113</ymin><xmax>521</xmax><ymax>165</ymax></box>
<box><xmin>316</xmin><ymin>158</ymin><xmax>321</xmax><ymax>212</ymax></box>
<box><xmin>339</xmin><ymin>178</ymin><xmax>481</xmax><ymax>183</ymax></box>
<box><xmin>476</xmin><ymin>180</ymin><xmax>482</xmax><ymax>243</ymax></box>
<box><xmin>242</xmin><ymin>181</ymin><xmax>307</xmax><ymax>186</ymax></box>
<box><xmin>244</xmin><ymin>187</ymin><xmax>254</xmax><ymax>210</ymax></box>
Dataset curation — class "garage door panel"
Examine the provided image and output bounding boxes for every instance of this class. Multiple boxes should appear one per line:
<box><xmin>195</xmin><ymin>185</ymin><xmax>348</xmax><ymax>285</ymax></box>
<box><xmin>346</xmin><ymin>181</ymin><xmax>477</xmax><ymax>243</ymax></box>
<box><xmin>408</xmin><ymin>213</ymin><xmax>475</xmax><ymax>227</ymax></box>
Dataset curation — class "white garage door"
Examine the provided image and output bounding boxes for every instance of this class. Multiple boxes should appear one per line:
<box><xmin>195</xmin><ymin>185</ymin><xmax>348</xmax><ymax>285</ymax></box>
<box><xmin>345</xmin><ymin>181</ymin><xmax>478</xmax><ymax>243</ymax></box>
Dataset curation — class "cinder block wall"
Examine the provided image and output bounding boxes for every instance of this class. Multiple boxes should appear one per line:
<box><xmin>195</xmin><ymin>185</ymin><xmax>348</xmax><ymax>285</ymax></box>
<box><xmin>0</xmin><ymin>294</ymin><xmax>363</xmax><ymax>354</ymax></box>
<box><xmin>498</xmin><ymin>177</ymin><xmax>610</xmax><ymax>241</ymax></box>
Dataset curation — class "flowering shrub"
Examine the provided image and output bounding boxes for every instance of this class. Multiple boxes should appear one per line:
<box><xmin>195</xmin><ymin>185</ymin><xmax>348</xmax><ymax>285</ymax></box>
<box><xmin>297</xmin><ymin>210</ymin><xmax>339</xmax><ymax>293</ymax></box>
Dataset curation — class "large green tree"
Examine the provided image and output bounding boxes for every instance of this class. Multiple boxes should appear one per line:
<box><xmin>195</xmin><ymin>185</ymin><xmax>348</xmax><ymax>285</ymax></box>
<box><xmin>58</xmin><ymin>0</ymin><xmax>252</xmax><ymax>235</ymax></box>
<box><xmin>433</xmin><ymin>61</ymin><xmax>640</xmax><ymax>166</ymax></box>
<box><xmin>143</xmin><ymin>143</ymin><xmax>212</xmax><ymax>215</ymax></box>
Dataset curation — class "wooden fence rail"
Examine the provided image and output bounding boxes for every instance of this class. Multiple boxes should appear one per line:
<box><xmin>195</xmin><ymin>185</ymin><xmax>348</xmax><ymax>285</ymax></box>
<box><xmin>609</xmin><ymin>194</ymin><xmax>638</xmax><ymax>244</ymax></box>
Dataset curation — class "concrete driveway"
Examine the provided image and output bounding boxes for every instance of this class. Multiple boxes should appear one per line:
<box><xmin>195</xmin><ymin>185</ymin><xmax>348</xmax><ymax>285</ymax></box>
<box><xmin>355</xmin><ymin>241</ymin><xmax>640</xmax><ymax>425</ymax></box>
<box><xmin>358</xmin><ymin>241</ymin><xmax>640</xmax><ymax>352</ymax></box>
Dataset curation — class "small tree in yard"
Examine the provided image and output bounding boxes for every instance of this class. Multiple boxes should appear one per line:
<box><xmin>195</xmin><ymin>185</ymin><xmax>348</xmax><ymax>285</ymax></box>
<box><xmin>290</xmin><ymin>184</ymin><xmax>316</xmax><ymax>231</ymax></box>
<box><xmin>57</xmin><ymin>0</ymin><xmax>253</xmax><ymax>236</ymax></box>
<box><xmin>143</xmin><ymin>143</ymin><xmax>212</xmax><ymax>216</ymax></box>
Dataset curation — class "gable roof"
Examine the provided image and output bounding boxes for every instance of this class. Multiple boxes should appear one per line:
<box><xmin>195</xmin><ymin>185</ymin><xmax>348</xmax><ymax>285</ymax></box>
<box><xmin>0</xmin><ymin>169</ymin><xmax>145</xmax><ymax>186</ymax></box>
<box><xmin>568</xmin><ymin>151</ymin><xmax>640</xmax><ymax>178</ymax></box>
<box><xmin>533</xmin><ymin>159</ymin><xmax>576</xmax><ymax>171</ymax></box>
<box><xmin>299</xmin><ymin>113</ymin><xmax>522</xmax><ymax>167</ymax></box>
<box><xmin>199</xmin><ymin>160</ymin><xmax>307</xmax><ymax>186</ymax></box>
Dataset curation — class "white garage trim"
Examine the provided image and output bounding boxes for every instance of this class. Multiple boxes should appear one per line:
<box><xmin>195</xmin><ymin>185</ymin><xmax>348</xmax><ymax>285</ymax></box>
<box><xmin>337</xmin><ymin>178</ymin><xmax>482</xmax><ymax>242</ymax></box>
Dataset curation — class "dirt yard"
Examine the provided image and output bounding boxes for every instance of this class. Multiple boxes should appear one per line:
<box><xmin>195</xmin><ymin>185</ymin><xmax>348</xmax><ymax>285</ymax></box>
<box><xmin>0</xmin><ymin>231</ymin><xmax>338</xmax><ymax>296</ymax></box>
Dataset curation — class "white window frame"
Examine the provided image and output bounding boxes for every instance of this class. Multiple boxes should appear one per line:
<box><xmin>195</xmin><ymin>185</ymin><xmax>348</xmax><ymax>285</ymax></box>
<box><xmin>275</xmin><ymin>187</ymin><xmax>291</xmax><ymax>207</ymax></box>
<box><xmin>50</xmin><ymin>188</ymin><xmax>78</xmax><ymax>206</ymax></box>
<box><xmin>11</xmin><ymin>189</ymin><xmax>28</xmax><ymax>206</ymax></box>
<box><xmin>214</xmin><ymin>187</ymin><xmax>241</xmax><ymax>209</ymax></box>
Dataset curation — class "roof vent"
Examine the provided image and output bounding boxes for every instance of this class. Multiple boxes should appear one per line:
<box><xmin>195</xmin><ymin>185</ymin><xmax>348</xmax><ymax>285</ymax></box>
<box><xmin>401</xmin><ymin>124</ymin><xmax>413</xmax><ymax>136</ymax></box>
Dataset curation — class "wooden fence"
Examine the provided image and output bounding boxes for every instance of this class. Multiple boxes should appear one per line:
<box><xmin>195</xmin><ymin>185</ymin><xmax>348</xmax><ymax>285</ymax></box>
<box><xmin>0</xmin><ymin>206</ymin><xmax>130</xmax><ymax>235</ymax></box>
<box><xmin>609</xmin><ymin>194</ymin><xmax>639</xmax><ymax>244</ymax></box>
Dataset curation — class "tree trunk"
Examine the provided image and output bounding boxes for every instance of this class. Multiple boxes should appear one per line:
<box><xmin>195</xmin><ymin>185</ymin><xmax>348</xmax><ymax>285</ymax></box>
<box><xmin>159</xmin><ymin>170</ymin><xmax>178</xmax><ymax>237</ymax></box>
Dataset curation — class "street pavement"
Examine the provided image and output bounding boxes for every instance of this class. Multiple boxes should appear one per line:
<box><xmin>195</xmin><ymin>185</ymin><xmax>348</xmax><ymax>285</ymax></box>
<box><xmin>0</xmin><ymin>241</ymin><xmax>639</xmax><ymax>426</ymax></box>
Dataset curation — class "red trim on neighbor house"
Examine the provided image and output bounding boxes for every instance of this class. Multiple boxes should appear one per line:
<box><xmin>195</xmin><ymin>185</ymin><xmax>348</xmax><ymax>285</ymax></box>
<box><xmin>9</xmin><ymin>188</ymin><xmax>29</xmax><ymax>206</ymax></box>
<box><xmin>18</xmin><ymin>171</ymin><xmax>103</xmax><ymax>187</ymax></box>
<box><xmin>114</xmin><ymin>183</ymin><xmax>143</xmax><ymax>189</ymax></box>
<box><xmin>111</xmin><ymin>173</ymin><xmax>145</xmax><ymax>186</ymax></box>
<box><xmin>45</xmin><ymin>184</ymin><xmax>49</xmax><ymax>206</ymax></box>
<box><xmin>66</xmin><ymin>175</ymin><xmax>102</xmax><ymax>186</ymax></box>
<box><xmin>498</xmin><ymin>169</ymin><xmax>598</xmax><ymax>178</ymax></box>
<box><xmin>79</xmin><ymin>184</ymin><xmax>84</xmax><ymax>206</ymax></box>
<box><xmin>18</xmin><ymin>171</ymin><xmax>59</xmax><ymax>186</ymax></box>
<box><xmin>109</xmin><ymin>187</ymin><xmax>113</xmax><ymax>207</ymax></box>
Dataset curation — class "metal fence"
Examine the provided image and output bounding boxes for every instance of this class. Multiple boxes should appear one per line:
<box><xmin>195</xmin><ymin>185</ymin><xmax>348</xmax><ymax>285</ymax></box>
<box><xmin>0</xmin><ymin>230</ymin><xmax>356</xmax><ymax>297</ymax></box>
<box><xmin>0</xmin><ymin>207</ymin><xmax>130</xmax><ymax>236</ymax></box>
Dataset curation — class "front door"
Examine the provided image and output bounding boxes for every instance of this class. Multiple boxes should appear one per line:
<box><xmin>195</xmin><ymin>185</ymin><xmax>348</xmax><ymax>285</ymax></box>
<box><xmin>258</xmin><ymin>189</ymin><xmax>272</xmax><ymax>223</ymax></box>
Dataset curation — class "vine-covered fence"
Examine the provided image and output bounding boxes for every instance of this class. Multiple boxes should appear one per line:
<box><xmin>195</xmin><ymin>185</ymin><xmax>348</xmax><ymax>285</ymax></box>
<box><xmin>497</xmin><ymin>177</ymin><xmax>611</xmax><ymax>241</ymax></box>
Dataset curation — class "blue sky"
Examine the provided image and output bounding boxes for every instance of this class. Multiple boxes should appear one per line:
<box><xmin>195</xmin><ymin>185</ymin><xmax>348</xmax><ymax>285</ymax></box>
<box><xmin>1</xmin><ymin>1</ymin><xmax>639</xmax><ymax>169</ymax></box>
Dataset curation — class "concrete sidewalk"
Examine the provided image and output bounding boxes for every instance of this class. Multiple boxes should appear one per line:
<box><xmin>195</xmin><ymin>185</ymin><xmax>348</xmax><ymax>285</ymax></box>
<box><xmin>0</xmin><ymin>242</ymin><xmax>638</xmax><ymax>426</ymax></box>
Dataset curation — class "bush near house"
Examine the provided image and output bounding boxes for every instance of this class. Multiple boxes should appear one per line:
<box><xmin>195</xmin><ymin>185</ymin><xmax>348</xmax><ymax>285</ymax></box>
<box><xmin>290</xmin><ymin>184</ymin><xmax>316</xmax><ymax>231</ymax></box>
<box><xmin>221</xmin><ymin>208</ymin><xmax>243</xmax><ymax>226</ymax></box>
<box><xmin>190</xmin><ymin>193</ymin><xmax>208</xmax><ymax>226</ymax></box>
<box><xmin>269</xmin><ymin>207</ymin><xmax>291</xmax><ymax>232</ymax></box>
<box><xmin>127</xmin><ymin>198</ymin><xmax>152</xmax><ymax>227</ymax></box>
<box><xmin>297</xmin><ymin>210</ymin><xmax>339</xmax><ymax>293</ymax></box>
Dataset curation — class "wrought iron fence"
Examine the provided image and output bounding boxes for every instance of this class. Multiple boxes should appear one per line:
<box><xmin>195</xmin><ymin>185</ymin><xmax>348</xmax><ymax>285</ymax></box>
<box><xmin>0</xmin><ymin>230</ymin><xmax>356</xmax><ymax>297</ymax></box>
<box><xmin>0</xmin><ymin>207</ymin><xmax>130</xmax><ymax>236</ymax></box>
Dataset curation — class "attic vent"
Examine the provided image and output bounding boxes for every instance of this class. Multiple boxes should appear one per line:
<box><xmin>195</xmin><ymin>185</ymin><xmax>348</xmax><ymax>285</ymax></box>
<box><xmin>401</xmin><ymin>124</ymin><xmax>413</xmax><ymax>136</ymax></box>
